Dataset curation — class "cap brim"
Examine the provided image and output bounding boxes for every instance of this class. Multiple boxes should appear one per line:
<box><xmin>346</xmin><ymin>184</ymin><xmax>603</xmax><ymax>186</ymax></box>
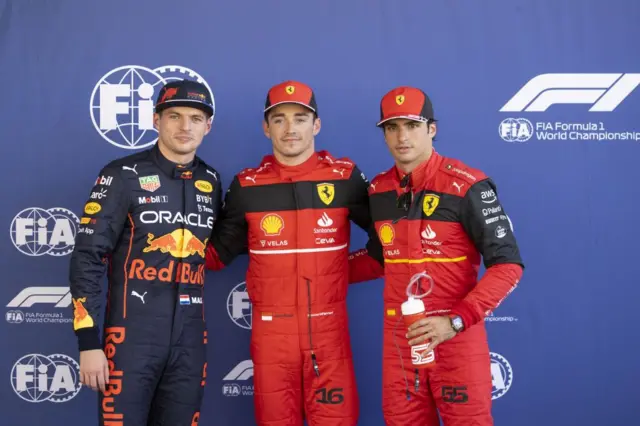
<box><xmin>376</xmin><ymin>114</ymin><xmax>429</xmax><ymax>127</ymax></box>
<box><xmin>156</xmin><ymin>100</ymin><xmax>214</xmax><ymax>116</ymax></box>
<box><xmin>264</xmin><ymin>101</ymin><xmax>316</xmax><ymax>113</ymax></box>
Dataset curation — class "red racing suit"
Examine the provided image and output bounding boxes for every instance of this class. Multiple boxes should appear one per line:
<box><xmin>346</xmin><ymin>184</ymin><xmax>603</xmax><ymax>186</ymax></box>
<box><xmin>206</xmin><ymin>151</ymin><xmax>381</xmax><ymax>426</ymax></box>
<box><xmin>350</xmin><ymin>150</ymin><xmax>524</xmax><ymax>426</ymax></box>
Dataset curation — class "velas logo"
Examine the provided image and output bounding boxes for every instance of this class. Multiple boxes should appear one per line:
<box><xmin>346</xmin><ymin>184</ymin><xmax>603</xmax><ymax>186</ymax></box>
<box><xmin>128</xmin><ymin>259</ymin><xmax>205</xmax><ymax>285</ymax></box>
<box><xmin>378</xmin><ymin>223</ymin><xmax>395</xmax><ymax>246</ymax></box>
<box><xmin>260</xmin><ymin>214</ymin><xmax>284</xmax><ymax>236</ymax></box>
<box><xmin>194</xmin><ymin>180</ymin><xmax>213</xmax><ymax>193</ymax></box>
<box><xmin>89</xmin><ymin>65</ymin><xmax>215</xmax><ymax>150</ymax></box>
<box><xmin>142</xmin><ymin>229</ymin><xmax>208</xmax><ymax>258</ymax></box>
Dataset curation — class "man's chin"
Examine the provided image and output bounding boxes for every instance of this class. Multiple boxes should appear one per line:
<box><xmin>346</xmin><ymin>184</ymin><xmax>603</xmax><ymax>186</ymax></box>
<box><xmin>281</xmin><ymin>149</ymin><xmax>306</xmax><ymax>158</ymax></box>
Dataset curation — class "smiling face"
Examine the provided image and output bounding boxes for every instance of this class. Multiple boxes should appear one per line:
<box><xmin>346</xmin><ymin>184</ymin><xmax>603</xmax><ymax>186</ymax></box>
<box><xmin>382</xmin><ymin>118</ymin><xmax>437</xmax><ymax>172</ymax></box>
<box><xmin>263</xmin><ymin>103</ymin><xmax>321</xmax><ymax>165</ymax></box>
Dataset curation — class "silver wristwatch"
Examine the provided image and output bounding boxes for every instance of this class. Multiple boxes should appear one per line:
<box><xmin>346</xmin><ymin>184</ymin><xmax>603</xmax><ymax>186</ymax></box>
<box><xmin>450</xmin><ymin>315</ymin><xmax>464</xmax><ymax>332</ymax></box>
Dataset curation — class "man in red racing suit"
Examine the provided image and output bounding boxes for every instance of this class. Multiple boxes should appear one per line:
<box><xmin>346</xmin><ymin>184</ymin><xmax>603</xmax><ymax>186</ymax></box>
<box><xmin>349</xmin><ymin>86</ymin><xmax>524</xmax><ymax>426</ymax></box>
<box><xmin>206</xmin><ymin>80</ymin><xmax>382</xmax><ymax>426</ymax></box>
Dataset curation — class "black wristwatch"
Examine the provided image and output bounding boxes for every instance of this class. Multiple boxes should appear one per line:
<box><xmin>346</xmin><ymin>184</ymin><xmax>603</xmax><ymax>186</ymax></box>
<box><xmin>450</xmin><ymin>315</ymin><xmax>464</xmax><ymax>332</ymax></box>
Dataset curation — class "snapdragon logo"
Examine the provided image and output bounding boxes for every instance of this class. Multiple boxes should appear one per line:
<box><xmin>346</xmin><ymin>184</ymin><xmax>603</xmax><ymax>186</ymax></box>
<box><xmin>90</xmin><ymin>65</ymin><xmax>215</xmax><ymax>149</ymax></box>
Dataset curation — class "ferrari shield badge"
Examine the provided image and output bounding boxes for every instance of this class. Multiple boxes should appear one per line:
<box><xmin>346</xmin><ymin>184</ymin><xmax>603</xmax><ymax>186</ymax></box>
<box><xmin>422</xmin><ymin>194</ymin><xmax>440</xmax><ymax>216</ymax></box>
<box><xmin>317</xmin><ymin>183</ymin><xmax>335</xmax><ymax>205</ymax></box>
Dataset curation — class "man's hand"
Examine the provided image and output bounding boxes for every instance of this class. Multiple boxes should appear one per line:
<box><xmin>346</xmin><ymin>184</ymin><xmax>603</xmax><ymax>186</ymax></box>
<box><xmin>406</xmin><ymin>316</ymin><xmax>457</xmax><ymax>355</ymax></box>
<box><xmin>79</xmin><ymin>349</ymin><xmax>109</xmax><ymax>392</ymax></box>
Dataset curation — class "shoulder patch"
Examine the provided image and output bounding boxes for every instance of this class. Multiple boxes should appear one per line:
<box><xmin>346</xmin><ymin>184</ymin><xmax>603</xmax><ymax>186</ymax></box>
<box><xmin>237</xmin><ymin>156</ymin><xmax>278</xmax><ymax>187</ymax></box>
<box><xmin>314</xmin><ymin>151</ymin><xmax>356</xmax><ymax>181</ymax></box>
<box><xmin>369</xmin><ymin>168</ymin><xmax>394</xmax><ymax>194</ymax></box>
<box><xmin>440</xmin><ymin>158</ymin><xmax>487</xmax><ymax>185</ymax></box>
<box><xmin>317</xmin><ymin>151</ymin><xmax>355</xmax><ymax>170</ymax></box>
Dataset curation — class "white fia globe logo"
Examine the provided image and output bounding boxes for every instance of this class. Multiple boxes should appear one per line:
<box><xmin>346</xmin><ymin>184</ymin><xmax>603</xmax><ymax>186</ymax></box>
<box><xmin>89</xmin><ymin>65</ymin><xmax>214</xmax><ymax>150</ymax></box>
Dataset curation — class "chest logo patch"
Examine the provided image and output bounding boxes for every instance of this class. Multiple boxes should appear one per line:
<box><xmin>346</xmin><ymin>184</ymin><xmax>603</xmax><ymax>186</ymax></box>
<box><xmin>195</xmin><ymin>180</ymin><xmax>213</xmax><ymax>193</ymax></box>
<box><xmin>378</xmin><ymin>223</ymin><xmax>395</xmax><ymax>246</ymax></box>
<box><xmin>422</xmin><ymin>194</ymin><xmax>440</xmax><ymax>217</ymax></box>
<box><xmin>260</xmin><ymin>214</ymin><xmax>285</xmax><ymax>236</ymax></box>
<box><xmin>139</xmin><ymin>175</ymin><xmax>161</xmax><ymax>192</ymax></box>
<box><xmin>317</xmin><ymin>183</ymin><xmax>335</xmax><ymax>205</ymax></box>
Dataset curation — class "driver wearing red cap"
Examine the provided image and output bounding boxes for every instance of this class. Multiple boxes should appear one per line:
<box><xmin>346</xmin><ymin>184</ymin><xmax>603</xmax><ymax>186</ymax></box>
<box><xmin>206</xmin><ymin>81</ymin><xmax>382</xmax><ymax>426</ymax></box>
<box><xmin>350</xmin><ymin>86</ymin><xmax>524</xmax><ymax>426</ymax></box>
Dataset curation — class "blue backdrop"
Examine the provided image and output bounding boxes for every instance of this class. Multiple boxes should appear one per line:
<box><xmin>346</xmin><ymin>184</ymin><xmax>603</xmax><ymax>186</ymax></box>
<box><xmin>1</xmin><ymin>0</ymin><xmax>639</xmax><ymax>425</ymax></box>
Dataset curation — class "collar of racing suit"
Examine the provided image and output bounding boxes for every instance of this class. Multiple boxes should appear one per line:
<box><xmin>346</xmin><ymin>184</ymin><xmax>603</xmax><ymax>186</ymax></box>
<box><xmin>150</xmin><ymin>144</ymin><xmax>200</xmax><ymax>179</ymax></box>
<box><xmin>393</xmin><ymin>148</ymin><xmax>443</xmax><ymax>192</ymax></box>
<box><xmin>263</xmin><ymin>150</ymin><xmax>321</xmax><ymax>180</ymax></box>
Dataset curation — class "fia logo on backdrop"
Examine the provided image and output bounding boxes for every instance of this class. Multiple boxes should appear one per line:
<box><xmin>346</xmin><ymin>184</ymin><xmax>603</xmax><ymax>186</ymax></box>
<box><xmin>90</xmin><ymin>65</ymin><xmax>215</xmax><ymax>149</ymax></box>
<box><xmin>11</xmin><ymin>353</ymin><xmax>82</xmax><ymax>403</ymax></box>
<box><xmin>227</xmin><ymin>282</ymin><xmax>252</xmax><ymax>330</ymax></box>
<box><xmin>10</xmin><ymin>207</ymin><xmax>80</xmax><ymax>257</ymax></box>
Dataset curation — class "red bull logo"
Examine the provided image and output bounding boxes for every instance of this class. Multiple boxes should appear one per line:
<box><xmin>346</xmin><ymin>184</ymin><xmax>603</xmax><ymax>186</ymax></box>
<box><xmin>128</xmin><ymin>259</ymin><xmax>205</xmax><ymax>285</ymax></box>
<box><xmin>102</xmin><ymin>327</ymin><xmax>125</xmax><ymax>425</ymax></box>
<box><xmin>142</xmin><ymin>229</ymin><xmax>208</xmax><ymax>258</ymax></box>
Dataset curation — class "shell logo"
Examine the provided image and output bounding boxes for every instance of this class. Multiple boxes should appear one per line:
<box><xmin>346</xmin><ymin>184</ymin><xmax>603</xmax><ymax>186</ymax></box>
<box><xmin>195</xmin><ymin>180</ymin><xmax>213</xmax><ymax>193</ymax></box>
<box><xmin>379</xmin><ymin>223</ymin><xmax>395</xmax><ymax>246</ymax></box>
<box><xmin>260</xmin><ymin>214</ymin><xmax>285</xmax><ymax>236</ymax></box>
<box><xmin>84</xmin><ymin>202</ymin><xmax>102</xmax><ymax>215</ymax></box>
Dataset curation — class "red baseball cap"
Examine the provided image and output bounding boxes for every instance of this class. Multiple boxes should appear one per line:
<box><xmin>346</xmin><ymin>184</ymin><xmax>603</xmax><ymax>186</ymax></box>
<box><xmin>264</xmin><ymin>80</ymin><xmax>318</xmax><ymax>115</ymax></box>
<box><xmin>377</xmin><ymin>86</ymin><xmax>434</xmax><ymax>127</ymax></box>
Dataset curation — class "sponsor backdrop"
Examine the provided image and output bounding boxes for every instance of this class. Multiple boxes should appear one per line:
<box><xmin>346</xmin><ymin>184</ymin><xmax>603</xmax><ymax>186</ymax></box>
<box><xmin>1</xmin><ymin>0</ymin><xmax>638</xmax><ymax>425</ymax></box>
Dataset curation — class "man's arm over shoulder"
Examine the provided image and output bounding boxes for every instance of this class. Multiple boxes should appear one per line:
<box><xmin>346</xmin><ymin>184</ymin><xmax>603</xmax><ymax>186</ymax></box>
<box><xmin>345</xmin><ymin>166</ymin><xmax>384</xmax><ymax>284</ymax></box>
<box><xmin>206</xmin><ymin>175</ymin><xmax>248</xmax><ymax>270</ymax></box>
<box><xmin>451</xmin><ymin>176</ymin><xmax>524</xmax><ymax>329</ymax></box>
<box><xmin>69</xmin><ymin>165</ymin><xmax>129</xmax><ymax>351</ymax></box>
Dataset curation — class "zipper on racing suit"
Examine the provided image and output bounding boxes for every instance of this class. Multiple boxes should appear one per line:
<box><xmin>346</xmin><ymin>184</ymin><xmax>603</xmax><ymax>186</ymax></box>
<box><xmin>292</xmin><ymin>180</ymin><xmax>320</xmax><ymax>377</ymax></box>
<box><xmin>307</xmin><ymin>278</ymin><xmax>320</xmax><ymax>377</ymax></box>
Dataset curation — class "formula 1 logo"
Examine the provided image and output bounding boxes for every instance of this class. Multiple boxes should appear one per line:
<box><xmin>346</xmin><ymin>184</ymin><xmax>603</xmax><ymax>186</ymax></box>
<box><xmin>10</xmin><ymin>208</ymin><xmax>80</xmax><ymax>256</ymax></box>
<box><xmin>90</xmin><ymin>65</ymin><xmax>215</xmax><ymax>149</ymax></box>
<box><xmin>222</xmin><ymin>360</ymin><xmax>254</xmax><ymax>397</ymax></box>
<box><xmin>223</xmin><ymin>360</ymin><xmax>254</xmax><ymax>381</ymax></box>
<box><xmin>227</xmin><ymin>282</ymin><xmax>251</xmax><ymax>330</ymax></box>
<box><xmin>490</xmin><ymin>352</ymin><xmax>513</xmax><ymax>400</ymax></box>
<box><xmin>7</xmin><ymin>287</ymin><xmax>71</xmax><ymax>308</ymax></box>
<box><xmin>11</xmin><ymin>354</ymin><xmax>82</xmax><ymax>403</ymax></box>
<box><xmin>500</xmin><ymin>73</ymin><xmax>640</xmax><ymax>112</ymax></box>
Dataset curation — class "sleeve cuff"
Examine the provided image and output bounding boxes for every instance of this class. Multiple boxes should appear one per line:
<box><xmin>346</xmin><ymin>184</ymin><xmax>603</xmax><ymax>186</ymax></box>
<box><xmin>206</xmin><ymin>244</ymin><xmax>226</xmax><ymax>271</ymax></box>
<box><xmin>76</xmin><ymin>327</ymin><xmax>102</xmax><ymax>351</ymax></box>
<box><xmin>449</xmin><ymin>299</ymin><xmax>481</xmax><ymax>330</ymax></box>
